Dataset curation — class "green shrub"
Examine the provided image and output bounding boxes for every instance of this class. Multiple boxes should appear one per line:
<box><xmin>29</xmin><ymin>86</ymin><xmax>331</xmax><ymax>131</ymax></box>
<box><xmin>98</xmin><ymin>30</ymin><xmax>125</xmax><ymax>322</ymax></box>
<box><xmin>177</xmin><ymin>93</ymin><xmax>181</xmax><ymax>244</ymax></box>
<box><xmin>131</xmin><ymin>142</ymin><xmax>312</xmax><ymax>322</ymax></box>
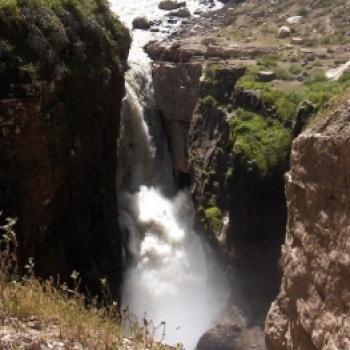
<box><xmin>297</xmin><ymin>7</ymin><xmax>309</xmax><ymax>16</ymax></box>
<box><xmin>0</xmin><ymin>0</ymin><xmax>129</xmax><ymax>95</ymax></box>
<box><xmin>236</xmin><ymin>107</ymin><xmax>261</xmax><ymax>121</ymax></box>
<box><xmin>256</xmin><ymin>54</ymin><xmax>279</xmax><ymax>68</ymax></box>
<box><xmin>204</xmin><ymin>207</ymin><xmax>223</xmax><ymax>232</ymax></box>
<box><xmin>201</xmin><ymin>95</ymin><xmax>218</xmax><ymax>108</ymax></box>
<box><xmin>289</xmin><ymin>63</ymin><xmax>303</xmax><ymax>75</ymax></box>
<box><xmin>273</xmin><ymin>66</ymin><xmax>293</xmax><ymax>81</ymax></box>
<box><xmin>306</xmin><ymin>68</ymin><xmax>327</xmax><ymax>83</ymax></box>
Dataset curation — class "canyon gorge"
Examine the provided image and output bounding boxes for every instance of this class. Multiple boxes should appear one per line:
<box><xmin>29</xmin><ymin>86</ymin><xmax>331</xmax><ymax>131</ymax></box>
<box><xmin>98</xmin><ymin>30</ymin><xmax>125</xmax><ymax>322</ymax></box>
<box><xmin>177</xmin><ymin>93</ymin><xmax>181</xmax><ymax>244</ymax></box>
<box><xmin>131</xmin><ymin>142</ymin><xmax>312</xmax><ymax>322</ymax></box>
<box><xmin>1</xmin><ymin>0</ymin><xmax>350</xmax><ymax>349</ymax></box>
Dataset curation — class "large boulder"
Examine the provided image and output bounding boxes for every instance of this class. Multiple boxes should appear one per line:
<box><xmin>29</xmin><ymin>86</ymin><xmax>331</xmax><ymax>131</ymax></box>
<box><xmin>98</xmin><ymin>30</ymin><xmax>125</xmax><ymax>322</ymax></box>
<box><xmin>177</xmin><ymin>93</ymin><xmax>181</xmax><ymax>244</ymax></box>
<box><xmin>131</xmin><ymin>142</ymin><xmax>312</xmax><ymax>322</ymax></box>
<box><xmin>257</xmin><ymin>70</ymin><xmax>276</xmax><ymax>82</ymax></box>
<box><xmin>159</xmin><ymin>0</ymin><xmax>185</xmax><ymax>10</ymax></box>
<box><xmin>169</xmin><ymin>7</ymin><xmax>191</xmax><ymax>17</ymax></box>
<box><xmin>197</xmin><ymin>324</ymin><xmax>266</xmax><ymax>350</ymax></box>
<box><xmin>286</xmin><ymin>15</ymin><xmax>303</xmax><ymax>25</ymax></box>
<box><xmin>152</xmin><ymin>62</ymin><xmax>202</xmax><ymax>173</ymax></box>
<box><xmin>132</xmin><ymin>16</ymin><xmax>151</xmax><ymax>30</ymax></box>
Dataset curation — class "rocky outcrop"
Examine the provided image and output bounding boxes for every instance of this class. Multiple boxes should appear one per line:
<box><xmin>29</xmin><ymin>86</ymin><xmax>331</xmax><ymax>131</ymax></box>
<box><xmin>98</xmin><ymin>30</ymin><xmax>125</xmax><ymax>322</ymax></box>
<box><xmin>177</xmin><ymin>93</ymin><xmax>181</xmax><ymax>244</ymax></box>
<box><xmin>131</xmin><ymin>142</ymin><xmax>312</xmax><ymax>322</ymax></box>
<box><xmin>152</xmin><ymin>57</ymin><xmax>290</xmax><ymax>347</ymax></box>
<box><xmin>188</xmin><ymin>64</ymin><xmax>290</xmax><ymax>328</ymax></box>
<box><xmin>145</xmin><ymin>41</ymin><xmax>277</xmax><ymax>63</ymax></box>
<box><xmin>152</xmin><ymin>61</ymin><xmax>202</xmax><ymax>174</ymax></box>
<box><xmin>132</xmin><ymin>16</ymin><xmax>151</xmax><ymax>30</ymax></box>
<box><xmin>265</xmin><ymin>99</ymin><xmax>350</xmax><ymax>349</ymax></box>
<box><xmin>0</xmin><ymin>1</ymin><xmax>130</xmax><ymax>294</ymax></box>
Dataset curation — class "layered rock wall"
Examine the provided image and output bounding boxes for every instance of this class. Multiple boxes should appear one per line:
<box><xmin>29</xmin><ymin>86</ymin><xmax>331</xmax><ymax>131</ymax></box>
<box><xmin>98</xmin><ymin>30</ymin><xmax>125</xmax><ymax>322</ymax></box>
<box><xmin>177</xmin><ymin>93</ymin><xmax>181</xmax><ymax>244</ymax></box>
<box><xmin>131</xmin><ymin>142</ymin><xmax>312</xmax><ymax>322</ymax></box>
<box><xmin>152</xmin><ymin>57</ymin><xmax>291</xmax><ymax>348</ymax></box>
<box><xmin>266</xmin><ymin>100</ymin><xmax>350</xmax><ymax>349</ymax></box>
<box><xmin>152</xmin><ymin>62</ymin><xmax>202</xmax><ymax>174</ymax></box>
<box><xmin>0</xmin><ymin>1</ymin><xmax>130</xmax><ymax>294</ymax></box>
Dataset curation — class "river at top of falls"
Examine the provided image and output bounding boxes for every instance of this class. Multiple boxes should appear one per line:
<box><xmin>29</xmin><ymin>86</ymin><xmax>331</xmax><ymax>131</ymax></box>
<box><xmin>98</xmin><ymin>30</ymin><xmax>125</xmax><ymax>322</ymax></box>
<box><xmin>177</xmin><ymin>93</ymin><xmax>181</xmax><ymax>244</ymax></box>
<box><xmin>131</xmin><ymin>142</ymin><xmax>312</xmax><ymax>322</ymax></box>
<box><xmin>111</xmin><ymin>1</ymin><xmax>228</xmax><ymax>349</ymax></box>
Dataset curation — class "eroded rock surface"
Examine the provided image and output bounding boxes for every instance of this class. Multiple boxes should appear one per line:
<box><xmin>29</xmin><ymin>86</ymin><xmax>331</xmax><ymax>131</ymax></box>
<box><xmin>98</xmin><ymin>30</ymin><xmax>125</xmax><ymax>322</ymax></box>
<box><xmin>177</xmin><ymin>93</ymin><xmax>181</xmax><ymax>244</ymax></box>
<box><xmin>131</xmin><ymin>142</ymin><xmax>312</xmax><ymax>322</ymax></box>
<box><xmin>152</xmin><ymin>61</ymin><xmax>202</xmax><ymax>173</ymax></box>
<box><xmin>265</xmin><ymin>99</ymin><xmax>350</xmax><ymax>349</ymax></box>
<box><xmin>0</xmin><ymin>2</ymin><xmax>130</xmax><ymax>294</ymax></box>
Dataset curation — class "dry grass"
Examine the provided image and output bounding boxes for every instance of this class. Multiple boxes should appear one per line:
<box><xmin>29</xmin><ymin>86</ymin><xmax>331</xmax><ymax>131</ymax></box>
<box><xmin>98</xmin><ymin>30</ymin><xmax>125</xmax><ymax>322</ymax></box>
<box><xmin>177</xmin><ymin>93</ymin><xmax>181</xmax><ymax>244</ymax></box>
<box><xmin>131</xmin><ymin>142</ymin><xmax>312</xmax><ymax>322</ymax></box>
<box><xmin>1</xmin><ymin>278</ymin><xmax>124</xmax><ymax>349</ymax></box>
<box><xmin>0</xmin><ymin>215</ymin><xmax>174</xmax><ymax>350</ymax></box>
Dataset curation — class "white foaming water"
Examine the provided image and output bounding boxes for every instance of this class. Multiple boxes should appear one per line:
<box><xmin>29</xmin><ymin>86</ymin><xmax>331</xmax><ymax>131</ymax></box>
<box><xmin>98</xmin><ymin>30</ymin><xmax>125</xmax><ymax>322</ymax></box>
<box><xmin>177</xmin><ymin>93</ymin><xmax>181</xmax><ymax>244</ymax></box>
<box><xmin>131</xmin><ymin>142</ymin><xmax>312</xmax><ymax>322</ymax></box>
<box><xmin>122</xmin><ymin>186</ymin><xmax>228</xmax><ymax>349</ymax></box>
<box><xmin>112</xmin><ymin>1</ymin><xmax>228</xmax><ymax>348</ymax></box>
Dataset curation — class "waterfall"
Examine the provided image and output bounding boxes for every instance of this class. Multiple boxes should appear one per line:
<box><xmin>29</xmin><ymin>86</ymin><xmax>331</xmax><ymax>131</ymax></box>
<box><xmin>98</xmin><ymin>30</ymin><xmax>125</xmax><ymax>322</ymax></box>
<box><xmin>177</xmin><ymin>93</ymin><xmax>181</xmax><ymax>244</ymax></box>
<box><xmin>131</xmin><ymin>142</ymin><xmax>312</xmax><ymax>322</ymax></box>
<box><xmin>113</xmin><ymin>1</ymin><xmax>228</xmax><ymax>348</ymax></box>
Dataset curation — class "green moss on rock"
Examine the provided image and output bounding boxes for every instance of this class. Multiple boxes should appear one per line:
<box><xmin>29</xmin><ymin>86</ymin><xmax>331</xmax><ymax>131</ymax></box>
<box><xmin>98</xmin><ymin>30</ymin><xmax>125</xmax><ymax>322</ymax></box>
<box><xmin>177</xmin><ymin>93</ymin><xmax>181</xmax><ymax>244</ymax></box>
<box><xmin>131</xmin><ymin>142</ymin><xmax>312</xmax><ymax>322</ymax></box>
<box><xmin>204</xmin><ymin>207</ymin><xmax>223</xmax><ymax>232</ymax></box>
<box><xmin>203</xmin><ymin>63</ymin><xmax>246</xmax><ymax>104</ymax></box>
<box><xmin>230</xmin><ymin>109</ymin><xmax>292</xmax><ymax>177</ymax></box>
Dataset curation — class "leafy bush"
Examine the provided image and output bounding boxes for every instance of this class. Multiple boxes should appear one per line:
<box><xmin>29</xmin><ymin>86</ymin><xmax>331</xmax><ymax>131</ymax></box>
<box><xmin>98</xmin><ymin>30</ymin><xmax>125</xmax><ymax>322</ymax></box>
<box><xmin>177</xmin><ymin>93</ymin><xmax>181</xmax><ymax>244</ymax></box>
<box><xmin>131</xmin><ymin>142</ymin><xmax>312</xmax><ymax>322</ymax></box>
<box><xmin>288</xmin><ymin>63</ymin><xmax>303</xmax><ymax>75</ymax></box>
<box><xmin>297</xmin><ymin>7</ymin><xmax>309</xmax><ymax>16</ymax></box>
<box><xmin>201</xmin><ymin>95</ymin><xmax>218</xmax><ymax>108</ymax></box>
<box><xmin>0</xmin><ymin>0</ymin><xmax>129</xmax><ymax>95</ymax></box>
<box><xmin>306</xmin><ymin>68</ymin><xmax>327</xmax><ymax>83</ymax></box>
<box><xmin>257</xmin><ymin>54</ymin><xmax>279</xmax><ymax>68</ymax></box>
<box><xmin>273</xmin><ymin>66</ymin><xmax>293</xmax><ymax>81</ymax></box>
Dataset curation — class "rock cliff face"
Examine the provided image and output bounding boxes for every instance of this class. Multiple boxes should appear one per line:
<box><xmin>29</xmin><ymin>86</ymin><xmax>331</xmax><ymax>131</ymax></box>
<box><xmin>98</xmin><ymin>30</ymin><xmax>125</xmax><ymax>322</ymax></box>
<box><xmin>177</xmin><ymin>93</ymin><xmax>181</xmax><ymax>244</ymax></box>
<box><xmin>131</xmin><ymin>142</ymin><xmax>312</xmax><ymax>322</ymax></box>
<box><xmin>265</xmin><ymin>100</ymin><xmax>350</xmax><ymax>349</ymax></box>
<box><xmin>152</xmin><ymin>62</ymin><xmax>202</xmax><ymax>175</ymax></box>
<box><xmin>152</xmin><ymin>54</ymin><xmax>293</xmax><ymax>348</ymax></box>
<box><xmin>0</xmin><ymin>1</ymin><xmax>130</xmax><ymax>294</ymax></box>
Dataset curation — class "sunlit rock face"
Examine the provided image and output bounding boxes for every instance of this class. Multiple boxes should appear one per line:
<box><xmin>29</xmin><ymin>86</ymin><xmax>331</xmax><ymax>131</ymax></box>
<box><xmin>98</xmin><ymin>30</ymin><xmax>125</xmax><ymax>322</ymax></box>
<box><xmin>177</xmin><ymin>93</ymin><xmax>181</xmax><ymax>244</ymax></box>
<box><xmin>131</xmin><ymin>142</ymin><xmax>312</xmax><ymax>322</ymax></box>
<box><xmin>266</xmin><ymin>99</ymin><xmax>350</xmax><ymax>350</ymax></box>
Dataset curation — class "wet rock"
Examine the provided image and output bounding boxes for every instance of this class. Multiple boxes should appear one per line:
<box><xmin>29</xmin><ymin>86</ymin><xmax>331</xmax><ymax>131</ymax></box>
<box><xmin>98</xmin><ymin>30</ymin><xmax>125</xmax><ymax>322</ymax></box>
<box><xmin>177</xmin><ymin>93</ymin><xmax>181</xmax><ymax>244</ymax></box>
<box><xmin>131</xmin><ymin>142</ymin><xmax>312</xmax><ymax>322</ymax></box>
<box><xmin>196</xmin><ymin>304</ymin><xmax>266</xmax><ymax>350</ymax></box>
<box><xmin>132</xmin><ymin>16</ymin><xmax>151</xmax><ymax>30</ymax></box>
<box><xmin>233</xmin><ymin>86</ymin><xmax>262</xmax><ymax>112</ymax></box>
<box><xmin>292</xmin><ymin>100</ymin><xmax>316</xmax><ymax>137</ymax></box>
<box><xmin>152</xmin><ymin>62</ymin><xmax>202</xmax><ymax>172</ymax></box>
<box><xmin>159</xmin><ymin>0</ymin><xmax>186</xmax><ymax>10</ymax></box>
<box><xmin>168</xmin><ymin>18</ymin><xmax>178</xmax><ymax>24</ymax></box>
<box><xmin>149</xmin><ymin>19</ymin><xmax>162</xmax><ymax>26</ymax></box>
<box><xmin>169</xmin><ymin>7</ymin><xmax>191</xmax><ymax>17</ymax></box>
<box><xmin>196</xmin><ymin>323</ymin><xmax>243</xmax><ymax>350</ymax></box>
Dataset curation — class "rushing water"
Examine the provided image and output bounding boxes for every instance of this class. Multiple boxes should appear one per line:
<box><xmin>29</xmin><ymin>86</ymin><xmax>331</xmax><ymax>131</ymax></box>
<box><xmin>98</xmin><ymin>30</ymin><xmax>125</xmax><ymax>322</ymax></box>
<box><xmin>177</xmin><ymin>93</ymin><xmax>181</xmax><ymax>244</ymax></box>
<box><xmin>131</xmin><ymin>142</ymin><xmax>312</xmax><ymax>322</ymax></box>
<box><xmin>111</xmin><ymin>1</ymin><xmax>228</xmax><ymax>348</ymax></box>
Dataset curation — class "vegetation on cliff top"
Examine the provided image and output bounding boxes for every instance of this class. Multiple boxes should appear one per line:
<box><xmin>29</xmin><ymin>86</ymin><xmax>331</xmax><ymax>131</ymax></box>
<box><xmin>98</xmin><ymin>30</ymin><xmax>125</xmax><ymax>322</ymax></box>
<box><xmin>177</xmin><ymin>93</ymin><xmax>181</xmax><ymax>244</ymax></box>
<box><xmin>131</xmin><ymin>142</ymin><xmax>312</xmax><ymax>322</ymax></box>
<box><xmin>239</xmin><ymin>57</ymin><xmax>350</xmax><ymax>124</ymax></box>
<box><xmin>199</xmin><ymin>55</ymin><xmax>350</xmax><ymax>184</ymax></box>
<box><xmin>0</xmin><ymin>0</ymin><xmax>130</xmax><ymax>95</ymax></box>
<box><xmin>229</xmin><ymin>108</ymin><xmax>292</xmax><ymax>177</ymax></box>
